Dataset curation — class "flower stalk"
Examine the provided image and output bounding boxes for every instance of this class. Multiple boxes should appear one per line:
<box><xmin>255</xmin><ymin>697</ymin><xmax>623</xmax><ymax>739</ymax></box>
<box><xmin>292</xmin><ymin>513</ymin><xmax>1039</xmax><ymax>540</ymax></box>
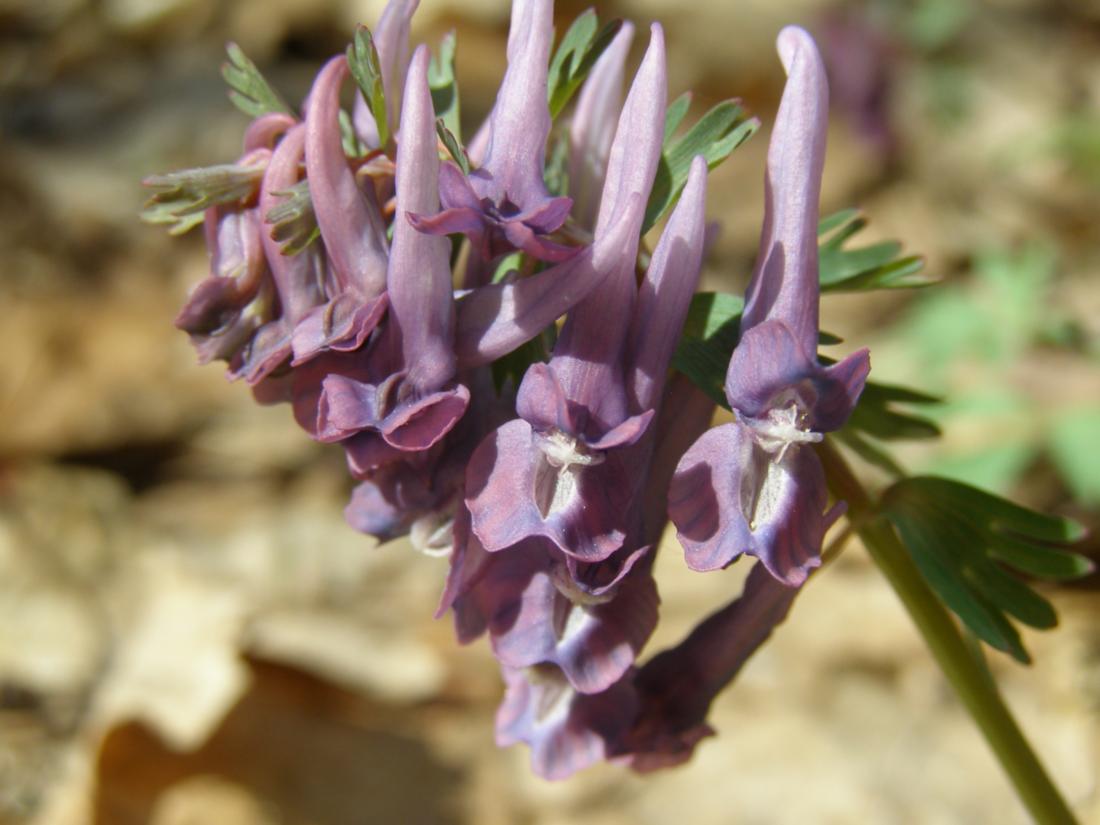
<box><xmin>818</xmin><ymin>439</ymin><xmax>1080</xmax><ymax>825</ymax></box>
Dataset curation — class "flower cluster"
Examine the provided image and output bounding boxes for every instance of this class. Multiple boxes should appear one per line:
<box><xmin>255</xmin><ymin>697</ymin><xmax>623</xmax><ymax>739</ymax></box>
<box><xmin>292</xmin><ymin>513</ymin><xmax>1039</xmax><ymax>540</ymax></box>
<box><xmin>148</xmin><ymin>0</ymin><xmax>868</xmax><ymax>779</ymax></box>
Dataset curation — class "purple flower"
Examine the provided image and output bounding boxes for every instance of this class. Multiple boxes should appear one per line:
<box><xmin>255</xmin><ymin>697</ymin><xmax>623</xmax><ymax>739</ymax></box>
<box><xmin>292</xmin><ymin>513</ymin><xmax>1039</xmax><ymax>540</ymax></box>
<box><xmin>567</xmin><ymin>22</ymin><xmax>635</xmax><ymax>231</ymax></box>
<box><xmin>618</xmin><ymin>561</ymin><xmax>802</xmax><ymax>772</ymax></box>
<box><xmin>230</xmin><ymin>124</ymin><xmax>329</xmax><ymax>386</ymax></box>
<box><xmin>311</xmin><ymin>46</ymin><xmax>470</xmax><ymax>461</ymax></box>
<box><xmin>291</xmin><ymin>54</ymin><xmax>391</xmax><ymax>364</ymax></box>
<box><xmin>496</xmin><ymin>663</ymin><xmax>638</xmax><ymax>780</ymax></box>
<box><xmin>444</xmin><ymin>28</ymin><xmax>713</xmax><ymax>732</ymax></box>
<box><xmin>668</xmin><ymin>27</ymin><xmax>870</xmax><ymax>586</ymax></box>
<box><xmin>351</xmin><ymin>0</ymin><xmax>418</xmax><ymax>148</ymax></box>
<box><xmin>464</xmin><ymin>24</ymin><xmax>672</xmax><ymax>564</ymax></box>
<box><xmin>172</xmin><ymin>113</ymin><xmax>299</xmax><ymax>368</ymax></box>
<box><xmin>409</xmin><ymin>0</ymin><xmax>575</xmax><ymax>274</ymax></box>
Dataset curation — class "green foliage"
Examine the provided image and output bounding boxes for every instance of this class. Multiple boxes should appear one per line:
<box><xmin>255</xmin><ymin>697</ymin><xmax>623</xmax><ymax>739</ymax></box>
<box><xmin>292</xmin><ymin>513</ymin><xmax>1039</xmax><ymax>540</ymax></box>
<box><xmin>141</xmin><ymin>163</ymin><xmax>266</xmax><ymax>235</ymax></box>
<box><xmin>222</xmin><ymin>43</ymin><xmax>292</xmax><ymax>118</ymax></box>
<box><xmin>265</xmin><ymin>180</ymin><xmax>320</xmax><ymax>255</ymax></box>
<box><xmin>818</xmin><ymin>209</ymin><xmax>931</xmax><ymax>292</ymax></box>
<box><xmin>429</xmin><ymin>31</ymin><xmax>461</xmax><ymax>138</ymax></box>
<box><xmin>436</xmin><ymin>120</ymin><xmax>470</xmax><ymax>175</ymax></box>
<box><xmin>339</xmin><ymin>109</ymin><xmax>368</xmax><ymax>158</ymax></box>
<box><xmin>672</xmin><ymin>291</ymin><xmax>744</xmax><ymax>407</ymax></box>
<box><xmin>882</xmin><ymin>476</ymin><xmax>1091</xmax><ymax>664</ymax></box>
<box><xmin>547</xmin><ymin>11</ymin><xmax>623</xmax><ymax>119</ymax></box>
<box><xmin>644</xmin><ymin>101</ymin><xmax>758</xmax><ymax>233</ymax></box>
<box><xmin>347</xmin><ymin>25</ymin><xmax>390</xmax><ymax>148</ymax></box>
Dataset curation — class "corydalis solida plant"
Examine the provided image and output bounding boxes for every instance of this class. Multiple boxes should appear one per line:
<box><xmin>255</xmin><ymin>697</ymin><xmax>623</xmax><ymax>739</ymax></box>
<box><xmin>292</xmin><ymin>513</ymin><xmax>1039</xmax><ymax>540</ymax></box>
<box><xmin>144</xmin><ymin>0</ymin><xmax>1090</xmax><ymax>812</ymax></box>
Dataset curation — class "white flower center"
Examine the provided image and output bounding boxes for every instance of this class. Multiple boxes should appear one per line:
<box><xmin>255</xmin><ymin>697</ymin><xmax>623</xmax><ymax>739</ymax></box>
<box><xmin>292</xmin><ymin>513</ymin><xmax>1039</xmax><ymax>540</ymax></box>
<box><xmin>533</xmin><ymin>430</ymin><xmax>605</xmax><ymax>518</ymax></box>
<box><xmin>409</xmin><ymin>510</ymin><xmax>455</xmax><ymax>558</ymax></box>
<box><xmin>746</xmin><ymin>403</ymin><xmax>822</xmax><ymax>463</ymax></box>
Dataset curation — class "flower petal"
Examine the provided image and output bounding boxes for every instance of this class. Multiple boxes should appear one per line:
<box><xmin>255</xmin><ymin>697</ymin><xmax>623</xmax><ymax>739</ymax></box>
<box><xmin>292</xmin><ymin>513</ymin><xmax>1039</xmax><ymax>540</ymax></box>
<box><xmin>620</xmin><ymin>561</ymin><xmax>800</xmax><ymax>772</ymax></box>
<box><xmin>496</xmin><ymin>664</ymin><xmax>638</xmax><ymax>781</ymax></box>
<box><xmin>568</xmin><ymin>22</ymin><xmax>635</xmax><ymax>230</ymax></box>
<box><xmin>465</xmin><ymin>419</ymin><xmax>630</xmax><ymax>561</ymax></box>
<box><xmin>740</xmin><ymin>26</ymin><xmax>829</xmax><ymax>358</ymax></box>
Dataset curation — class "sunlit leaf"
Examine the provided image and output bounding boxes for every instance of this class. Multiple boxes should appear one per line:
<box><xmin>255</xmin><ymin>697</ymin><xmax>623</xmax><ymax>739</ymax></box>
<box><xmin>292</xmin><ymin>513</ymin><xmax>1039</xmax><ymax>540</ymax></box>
<box><xmin>882</xmin><ymin>476</ymin><xmax>1092</xmax><ymax>663</ymax></box>
<box><xmin>347</xmin><ymin>25</ymin><xmax>390</xmax><ymax>148</ymax></box>
<box><xmin>818</xmin><ymin>209</ymin><xmax>931</xmax><ymax>292</ymax></box>
<box><xmin>141</xmin><ymin>162</ymin><xmax>266</xmax><ymax>235</ymax></box>
<box><xmin>222</xmin><ymin>42</ymin><xmax>292</xmax><ymax>118</ymax></box>
<box><xmin>266</xmin><ymin>179</ymin><xmax>320</xmax><ymax>255</ymax></box>
<box><xmin>644</xmin><ymin>101</ymin><xmax>758</xmax><ymax>233</ymax></box>
<box><xmin>547</xmin><ymin>11</ymin><xmax>623</xmax><ymax>118</ymax></box>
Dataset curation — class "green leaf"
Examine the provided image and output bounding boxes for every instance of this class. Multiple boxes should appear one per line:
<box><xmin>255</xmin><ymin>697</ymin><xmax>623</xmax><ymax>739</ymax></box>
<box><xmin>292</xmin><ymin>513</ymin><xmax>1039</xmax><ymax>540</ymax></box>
<box><xmin>265</xmin><ymin>179</ymin><xmax>320</xmax><ymax>255</ymax></box>
<box><xmin>429</xmin><ymin>31</ymin><xmax>461</xmax><ymax>137</ymax></box>
<box><xmin>339</xmin><ymin>109</ymin><xmax>368</xmax><ymax>158</ymax></box>
<box><xmin>436</xmin><ymin>119</ymin><xmax>470</xmax><ymax>175</ymax></box>
<box><xmin>347</xmin><ymin>25</ymin><xmax>390</xmax><ymax>148</ymax></box>
<box><xmin>491</xmin><ymin>251</ymin><xmax>524</xmax><ymax>284</ymax></box>
<box><xmin>832</xmin><ymin>429</ymin><xmax>907</xmax><ymax>478</ymax></box>
<box><xmin>671</xmin><ymin>291</ymin><xmax>744</xmax><ymax>406</ymax></box>
<box><xmin>882</xmin><ymin>475</ymin><xmax>1092</xmax><ymax>663</ymax></box>
<box><xmin>222</xmin><ymin>42</ymin><xmax>292</xmax><ymax>118</ymax></box>
<box><xmin>843</xmin><ymin>377</ymin><xmax>942</xmax><ymax>442</ymax></box>
<box><xmin>547</xmin><ymin>12</ymin><xmax>623</xmax><ymax>119</ymax></box>
<box><xmin>818</xmin><ymin>209</ymin><xmax>932</xmax><ymax>292</ymax></box>
<box><xmin>644</xmin><ymin>101</ymin><xmax>758</xmax><ymax>233</ymax></box>
<box><xmin>663</xmin><ymin>92</ymin><xmax>692</xmax><ymax>142</ymax></box>
<box><xmin>141</xmin><ymin>162</ymin><xmax>266</xmax><ymax>235</ymax></box>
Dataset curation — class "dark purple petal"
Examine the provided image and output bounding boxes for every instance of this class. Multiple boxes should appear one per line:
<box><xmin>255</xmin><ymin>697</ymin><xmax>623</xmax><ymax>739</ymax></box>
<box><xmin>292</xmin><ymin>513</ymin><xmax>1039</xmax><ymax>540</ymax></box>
<box><xmin>453</xmin><ymin>194</ymin><xmax>642</xmax><ymax>368</ymax></box>
<box><xmin>546</xmin><ymin>25</ymin><xmax>667</xmax><ymax>430</ymax></box>
<box><xmin>317</xmin><ymin>371</ymin><xmax>401</xmax><ymax>440</ymax></box>
<box><xmin>625</xmin><ymin>155</ymin><xmax>708</xmax><ymax>413</ymax></box>
<box><xmin>668</xmin><ymin>423</ymin><xmax>754</xmax><ymax>572</ymax></box>
<box><xmin>343</xmin><ymin>431</ymin><xmax>409</xmax><ymax>476</ymax></box>
<box><xmin>560</xmin><ymin>543</ymin><xmax>652</xmax><ymax>600</ymax></box>
<box><xmin>620</xmin><ymin>561</ymin><xmax>800</xmax><ymax>772</ymax></box>
<box><xmin>568</xmin><ymin>22</ymin><xmax>634</xmax><ymax>230</ymax></box>
<box><xmin>465</xmin><ymin>419</ymin><xmax>631</xmax><ymax>561</ymax></box>
<box><xmin>477</xmin><ymin>0</ymin><xmax>556</xmax><ymax>209</ymax></box>
<box><xmin>584</xmin><ymin>409</ymin><xmax>654</xmax><ymax>451</ymax></box>
<box><xmin>740</xmin><ymin>26</ymin><xmax>829</xmax><ymax>358</ymax></box>
<box><xmin>291</xmin><ymin>291</ymin><xmax>388</xmax><ymax>364</ymax></box>
<box><xmin>668</xmin><ymin>421</ymin><xmax>836</xmax><ymax>586</ymax></box>
<box><xmin>437</xmin><ymin>161</ymin><xmax>482</xmax><ymax>211</ymax></box>
<box><xmin>514</xmin><ymin>196</ymin><xmax>574</xmax><ymax>235</ymax></box>
<box><xmin>496</xmin><ymin>664</ymin><xmax>638</xmax><ymax>781</ymax></box>
<box><xmin>723</xmin><ymin>319</ymin><xmax>869</xmax><ymax>432</ymax></box>
<box><xmin>515</xmin><ymin>362</ymin><xmax>576</xmax><ymax>435</ymax></box>
<box><xmin>379</xmin><ymin>384</ymin><xmax>471</xmax><ymax>451</ymax></box>
<box><xmin>176</xmin><ymin>203</ymin><xmax>273</xmax><ymax>364</ymax></box>
<box><xmin>470</xmin><ymin>548</ymin><xmax>657</xmax><ymax>693</ymax></box>
<box><xmin>305</xmin><ymin>56</ymin><xmax>388</xmax><ymax>297</ymax></box>
<box><xmin>387</xmin><ymin>46</ymin><xmax>459</xmax><ymax>393</ymax></box>
<box><xmin>407</xmin><ymin>205</ymin><xmax>487</xmax><ymax>238</ymax></box>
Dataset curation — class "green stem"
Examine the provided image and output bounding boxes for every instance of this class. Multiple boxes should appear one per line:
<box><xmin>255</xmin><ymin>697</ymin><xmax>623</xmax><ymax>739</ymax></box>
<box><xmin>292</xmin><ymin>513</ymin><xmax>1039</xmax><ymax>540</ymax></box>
<box><xmin>818</xmin><ymin>440</ymin><xmax>1079</xmax><ymax>825</ymax></box>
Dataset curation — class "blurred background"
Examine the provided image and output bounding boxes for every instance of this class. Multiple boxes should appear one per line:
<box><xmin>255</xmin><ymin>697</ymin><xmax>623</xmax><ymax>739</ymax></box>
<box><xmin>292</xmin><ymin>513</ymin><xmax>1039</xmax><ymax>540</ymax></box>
<box><xmin>2</xmin><ymin>0</ymin><xmax>1099</xmax><ymax>822</ymax></box>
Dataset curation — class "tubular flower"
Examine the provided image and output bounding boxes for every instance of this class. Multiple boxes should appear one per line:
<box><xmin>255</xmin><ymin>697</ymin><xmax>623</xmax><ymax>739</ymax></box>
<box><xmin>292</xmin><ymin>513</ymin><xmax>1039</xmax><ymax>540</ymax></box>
<box><xmin>668</xmin><ymin>26</ymin><xmax>870</xmax><ymax>587</ymax></box>
<box><xmin>291</xmin><ymin>55</ymin><xmax>390</xmax><ymax>365</ymax></box>
<box><xmin>464</xmin><ymin>24</ymin><xmax>670</xmax><ymax>564</ymax></box>
<box><xmin>148</xmin><ymin>0</ymin><xmax>883</xmax><ymax>783</ymax></box>
<box><xmin>314</xmin><ymin>46</ymin><xmax>470</xmax><ymax>460</ymax></box>
<box><xmin>409</xmin><ymin>0</ymin><xmax>575</xmax><ymax>272</ymax></box>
